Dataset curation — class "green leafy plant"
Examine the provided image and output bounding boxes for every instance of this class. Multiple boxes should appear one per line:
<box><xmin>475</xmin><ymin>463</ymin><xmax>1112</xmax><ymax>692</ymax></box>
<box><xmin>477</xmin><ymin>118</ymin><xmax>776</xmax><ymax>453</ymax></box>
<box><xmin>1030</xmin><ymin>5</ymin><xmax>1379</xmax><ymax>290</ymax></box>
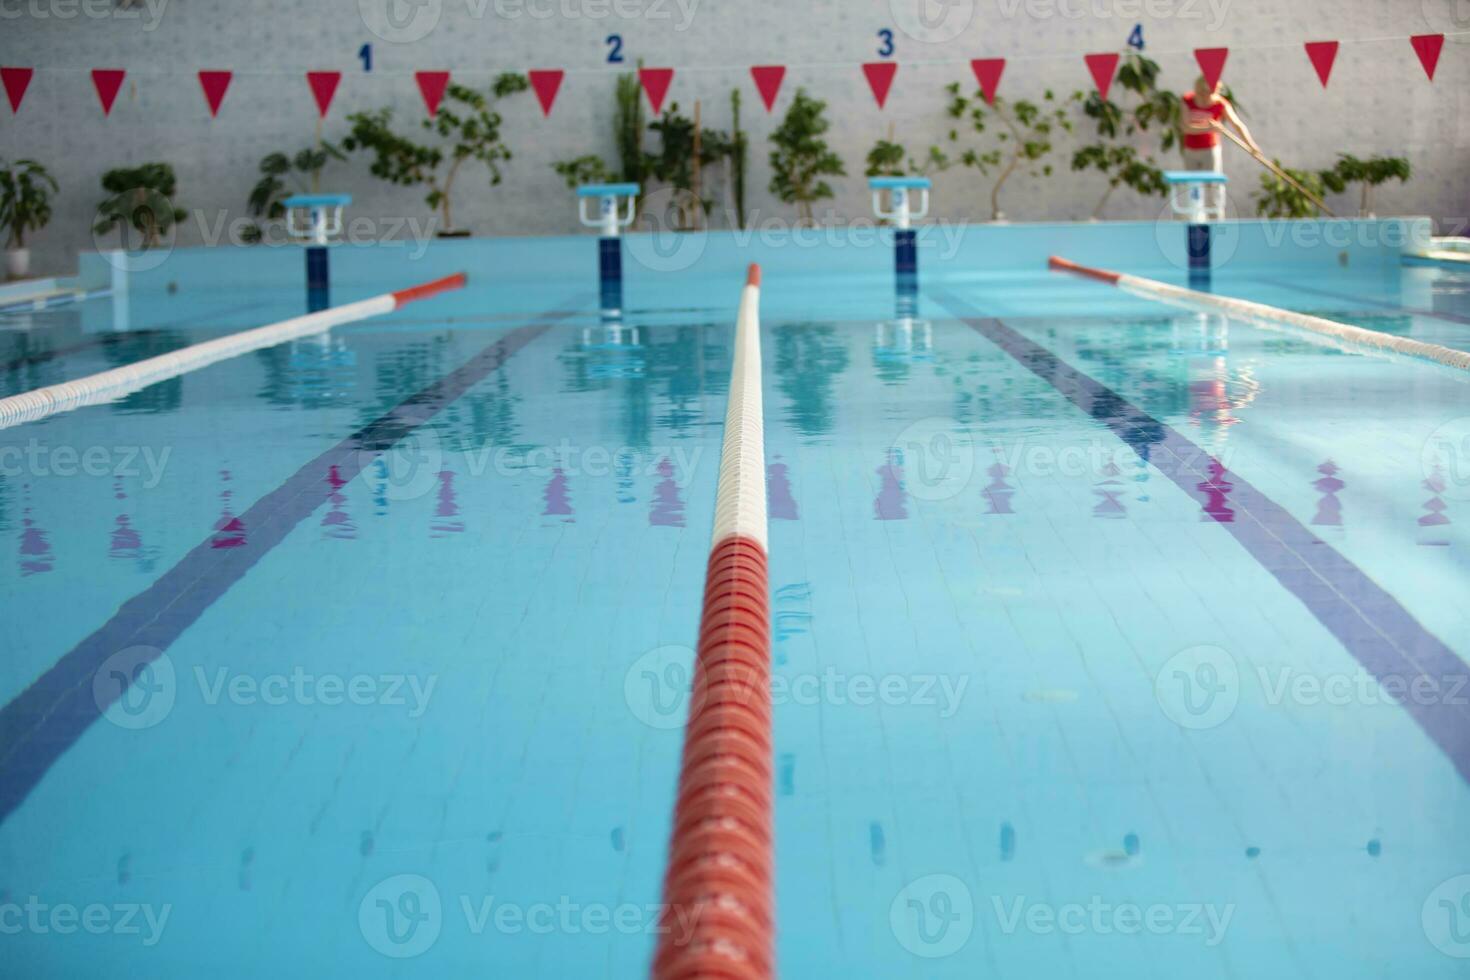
<box><xmin>939</xmin><ymin>83</ymin><xmax>1071</xmax><ymax>221</ymax></box>
<box><xmin>769</xmin><ymin>89</ymin><xmax>845</xmax><ymax>223</ymax></box>
<box><xmin>0</xmin><ymin>158</ymin><xmax>57</xmax><ymax>249</ymax></box>
<box><xmin>729</xmin><ymin>89</ymin><xmax>748</xmax><ymax>230</ymax></box>
<box><xmin>614</xmin><ymin>70</ymin><xmax>651</xmax><ymax>195</ymax></box>
<box><xmin>551</xmin><ymin>69</ymin><xmax>652</xmax><ymax>221</ymax></box>
<box><xmin>242</xmin><ymin>143</ymin><xmax>347</xmax><ymax>243</ymax></box>
<box><xmin>94</xmin><ymin>163</ymin><xmax>187</xmax><ymax>250</ymax></box>
<box><xmin>864</xmin><ymin>138</ymin><xmax>948</xmax><ymax>178</ymax></box>
<box><xmin>646</xmin><ymin>101</ymin><xmax>732</xmax><ymax>228</ymax></box>
<box><xmin>1068</xmin><ymin>54</ymin><xmax>1176</xmax><ymax>218</ymax></box>
<box><xmin>1325</xmin><ymin>153</ymin><xmax>1411</xmax><ymax>217</ymax></box>
<box><xmin>1253</xmin><ymin>162</ymin><xmax>1338</xmax><ymax>218</ymax></box>
<box><xmin>344</xmin><ymin>72</ymin><xmax>528</xmax><ymax>233</ymax></box>
<box><xmin>551</xmin><ymin>155</ymin><xmax>616</xmax><ymax>189</ymax></box>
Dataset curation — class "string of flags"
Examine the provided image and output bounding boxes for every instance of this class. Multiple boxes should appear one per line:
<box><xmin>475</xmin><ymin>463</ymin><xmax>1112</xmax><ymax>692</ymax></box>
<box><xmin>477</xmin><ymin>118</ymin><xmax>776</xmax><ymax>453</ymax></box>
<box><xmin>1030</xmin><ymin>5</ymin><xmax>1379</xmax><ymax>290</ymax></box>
<box><xmin>0</xmin><ymin>34</ymin><xmax>1449</xmax><ymax>120</ymax></box>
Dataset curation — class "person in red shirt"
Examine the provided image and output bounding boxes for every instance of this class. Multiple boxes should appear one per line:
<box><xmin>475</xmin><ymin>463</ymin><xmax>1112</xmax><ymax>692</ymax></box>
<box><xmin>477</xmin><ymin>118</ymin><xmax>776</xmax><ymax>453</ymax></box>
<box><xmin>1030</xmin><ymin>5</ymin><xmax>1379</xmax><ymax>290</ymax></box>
<box><xmin>1181</xmin><ymin>74</ymin><xmax>1260</xmax><ymax>174</ymax></box>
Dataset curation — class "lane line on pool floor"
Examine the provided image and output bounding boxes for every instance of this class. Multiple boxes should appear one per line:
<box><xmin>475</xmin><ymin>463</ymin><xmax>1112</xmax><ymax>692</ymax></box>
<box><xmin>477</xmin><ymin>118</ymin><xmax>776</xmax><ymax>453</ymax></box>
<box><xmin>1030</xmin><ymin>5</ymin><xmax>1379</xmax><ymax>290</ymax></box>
<box><xmin>1049</xmin><ymin>256</ymin><xmax>1470</xmax><ymax>373</ymax></box>
<box><xmin>653</xmin><ymin>264</ymin><xmax>774</xmax><ymax>980</ymax></box>
<box><xmin>0</xmin><ymin>272</ymin><xmax>469</xmax><ymax>430</ymax></box>
<box><xmin>0</xmin><ymin>305</ymin><xmax>580</xmax><ymax>825</ymax></box>
<box><xmin>929</xmin><ymin>284</ymin><xmax>1470</xmax><ymax>786</ymax></box>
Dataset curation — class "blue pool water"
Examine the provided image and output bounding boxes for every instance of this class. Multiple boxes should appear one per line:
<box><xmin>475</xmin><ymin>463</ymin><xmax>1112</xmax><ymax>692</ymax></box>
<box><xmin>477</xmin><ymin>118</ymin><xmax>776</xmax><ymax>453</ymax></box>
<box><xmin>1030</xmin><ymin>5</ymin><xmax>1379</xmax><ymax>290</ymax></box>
<box><xmin>2</xmin><ymin>235</ymin><xmax>1469</xmax><ymax>977</ymax></box>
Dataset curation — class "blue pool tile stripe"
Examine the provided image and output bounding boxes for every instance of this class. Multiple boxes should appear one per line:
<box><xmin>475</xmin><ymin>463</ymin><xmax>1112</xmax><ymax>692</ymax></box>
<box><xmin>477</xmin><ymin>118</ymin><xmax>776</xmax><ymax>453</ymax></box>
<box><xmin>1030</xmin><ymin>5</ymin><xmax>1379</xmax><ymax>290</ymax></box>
<box><xmin>929</xmin><ymin>286</ymin><xmax>1470</xmax><ymax>783</ymax></box>
<box><xmin>0</xmin><ymin>317</ymin><xmax>562</xmax><ymax>825</ymax></box>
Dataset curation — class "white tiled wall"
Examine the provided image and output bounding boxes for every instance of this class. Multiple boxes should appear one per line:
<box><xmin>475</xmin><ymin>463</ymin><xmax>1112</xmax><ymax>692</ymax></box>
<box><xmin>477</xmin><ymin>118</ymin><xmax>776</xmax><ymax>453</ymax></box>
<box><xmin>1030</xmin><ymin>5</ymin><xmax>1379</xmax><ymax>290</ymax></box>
<box><xmin>1</xmin><ymin>0</ymin><xmax>1466</xmax><ymax>275</ymax></box>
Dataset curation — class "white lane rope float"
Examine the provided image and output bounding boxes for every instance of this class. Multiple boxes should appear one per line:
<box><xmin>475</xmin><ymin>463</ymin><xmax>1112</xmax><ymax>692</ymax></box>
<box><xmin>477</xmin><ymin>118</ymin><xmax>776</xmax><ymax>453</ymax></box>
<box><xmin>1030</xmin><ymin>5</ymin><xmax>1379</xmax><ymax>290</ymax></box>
<box><xmin>1049</xmin><ymin>256</ymin><xmax>1470</xmax><ymax>374</ymax></box>
<box><xmin>0</xmin><ymin>273</ymin><xmax>468</xmax><ymax>430</ymax></box>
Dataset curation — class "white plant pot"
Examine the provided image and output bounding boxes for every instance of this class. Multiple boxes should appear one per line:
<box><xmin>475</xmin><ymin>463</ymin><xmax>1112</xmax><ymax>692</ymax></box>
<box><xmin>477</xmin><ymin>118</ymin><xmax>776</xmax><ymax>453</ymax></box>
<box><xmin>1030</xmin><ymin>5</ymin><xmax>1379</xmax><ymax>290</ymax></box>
<box><xmin>4</xmin><ymin>247</ymin><xmax>29</xmax><ymax>281</ymax></box>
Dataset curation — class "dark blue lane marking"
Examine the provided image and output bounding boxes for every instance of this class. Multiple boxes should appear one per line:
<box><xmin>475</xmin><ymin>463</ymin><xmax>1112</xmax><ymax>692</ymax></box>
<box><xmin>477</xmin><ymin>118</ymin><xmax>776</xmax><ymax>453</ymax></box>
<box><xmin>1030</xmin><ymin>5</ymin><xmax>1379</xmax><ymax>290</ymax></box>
<box><xmin>0</xmin><ymin>317</ymin><xmax>565</xmax><ymax>824</ymax></box>
<box><xmin>1250</xmin><ymin>276</ymin><xmax>1470</xmax><ymax>327</ymax></box>
<box><xmin>929</xmin><ymin>286</ymin><xmax>1470</xmax><ymax>783</ymax></box>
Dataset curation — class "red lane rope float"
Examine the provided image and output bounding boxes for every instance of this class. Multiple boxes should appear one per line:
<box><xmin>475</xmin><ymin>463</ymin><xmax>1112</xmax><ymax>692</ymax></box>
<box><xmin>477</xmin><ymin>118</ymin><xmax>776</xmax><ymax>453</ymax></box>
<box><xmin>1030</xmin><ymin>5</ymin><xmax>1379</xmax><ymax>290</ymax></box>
<box><xmin>653</xmin><ymin>264</ymin><xmax>773</xmax><ymax>980</ymax></box>
<box><xmin>1047</xmin><ymin>255</ymin><xmax>1120</xmax><ymax>284</ymax></box>
<box><xmin>391</xmin><ymin>271</ymin><xmax>467</xmax><ymax>305</ymax></box>
<box><xmin>0</xmin><ymin>270</ymin><xmax>469</xmax><ymax>430</ymax></box>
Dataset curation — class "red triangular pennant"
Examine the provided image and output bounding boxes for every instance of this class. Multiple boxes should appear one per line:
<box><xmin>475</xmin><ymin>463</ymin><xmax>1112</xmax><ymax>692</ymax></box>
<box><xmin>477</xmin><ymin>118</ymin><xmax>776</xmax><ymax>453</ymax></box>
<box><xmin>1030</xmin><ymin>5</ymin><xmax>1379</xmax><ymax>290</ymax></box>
<box><xmin>1084</xmin><ymin>53</ymin><xmax>1119</xmax><ymax>101</ymax></box>
<box><xmin>528</xmin><ymin>69</ymin><xmax>563</xmax><ymax>116</ymax></box>
<box><xmin>639</xmin><ymin>67</ymin><xmax>674</xmax><ymax>115</ymax></box>
<box><xmin>1</xmin><ymin>67</ymin><xmax>33</xmax><ymax>113</ymax></box>
<box><xmin>970</xmin><ymin>58</ymin><xmax>1005</xmax><ymax>105</ymax></box>
<box><xmin>306</xmin><ymin>71</ymin><xmax>341</xmax><ymax>118</ymax></box>
<box><xmin>1304</xmin><ymin>41</ymin><xmax>1338</xmax><ymax>88</ymax></box>
<box><xmin>92</xmin><ymin>69</ymin><xmax>125</xmax><ymax>116</ymax></box>
<box><xmin>750</xmin><ymin>65</ymin><xmax>785</xmax><ymax>112</ymax></box>
<box><xmin>1194</xmin><ymin>47</ymin><xmax>1229</xmax><ymax>90</ymax></box>
<box><xmin>1411</xmin><ymin>34</ymin><xmax>1444</xmax><ymax>81</ymax></box>
<box><xmin>197</xmin><ymin>70</ymin><xmax>232</xmax><ymax>117</ymax></box>
<box><xmin>862</xmin><ymin>62</ymin><xmax>898</xmax><ymax>109</ymax></box>
<box><xmin>415</xmin><ymin>71</ymin><xmax>450</xmax><ymax>116</ymax></box>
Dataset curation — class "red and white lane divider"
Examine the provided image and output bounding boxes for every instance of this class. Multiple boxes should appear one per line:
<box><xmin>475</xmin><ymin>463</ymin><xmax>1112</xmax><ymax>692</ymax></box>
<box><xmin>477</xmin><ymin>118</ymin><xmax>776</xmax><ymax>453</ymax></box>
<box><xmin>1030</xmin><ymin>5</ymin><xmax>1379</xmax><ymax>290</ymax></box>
<box><xmin>0</xmin><ymin>273</ymin><xmax>468</xmax><ymax>430</ymax></box>
<box><xmin>1049</xmin><ymin>256</ymin><xmax>1470</xmax><ymax>373</ymax></box>
<box><xmin>653</xmin><ymin>265</ymin><xmax>773</xmax><ymax>980</ymax></box>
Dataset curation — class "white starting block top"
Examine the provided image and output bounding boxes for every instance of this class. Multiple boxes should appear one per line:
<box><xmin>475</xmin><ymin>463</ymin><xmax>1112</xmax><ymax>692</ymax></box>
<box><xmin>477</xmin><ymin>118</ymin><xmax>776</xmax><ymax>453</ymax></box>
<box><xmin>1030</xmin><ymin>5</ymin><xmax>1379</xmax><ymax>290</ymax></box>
<box><xmin>1162</xmin><ymin>171</ymin><xmax>1227</xmax><ymax>222</ymax></box>
<box><xmin>577</xmin><ymin>183</ymin><xmax>639</xmax><ymax>237</ymax></box>
<box><xmin>283</xmin><ymin>194</ymin><xmax>352</xmax><ymax>245</ymax></box>
<box><xmin>869</xmin><ymin>176</ymin><xmax>931</xmax><ymax>230</ymax></box>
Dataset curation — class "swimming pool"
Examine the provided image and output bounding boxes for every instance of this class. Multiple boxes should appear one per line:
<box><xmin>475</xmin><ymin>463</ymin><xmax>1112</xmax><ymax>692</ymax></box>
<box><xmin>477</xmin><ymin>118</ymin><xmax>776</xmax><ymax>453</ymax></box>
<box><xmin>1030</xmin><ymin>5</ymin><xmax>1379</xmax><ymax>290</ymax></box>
<box><xmin>2</xmin><ymin>226</ymin><xmax>1470</xmax><ymax>977</ymax></box>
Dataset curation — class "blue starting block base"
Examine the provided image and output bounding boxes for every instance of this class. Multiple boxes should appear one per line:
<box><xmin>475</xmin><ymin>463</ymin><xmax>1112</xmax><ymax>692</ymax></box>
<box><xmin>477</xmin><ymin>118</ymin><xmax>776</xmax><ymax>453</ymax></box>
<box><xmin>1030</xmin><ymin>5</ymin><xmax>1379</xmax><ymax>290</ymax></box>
<box><xmin>1163</xmin><ymin>172</ymin><xmax>1227</xmax><ymax>290</ymax></box>
<box><xmin>284</xmin><ymin>194</ymin><xmax>352</xmax><ymax>313</ymax></box>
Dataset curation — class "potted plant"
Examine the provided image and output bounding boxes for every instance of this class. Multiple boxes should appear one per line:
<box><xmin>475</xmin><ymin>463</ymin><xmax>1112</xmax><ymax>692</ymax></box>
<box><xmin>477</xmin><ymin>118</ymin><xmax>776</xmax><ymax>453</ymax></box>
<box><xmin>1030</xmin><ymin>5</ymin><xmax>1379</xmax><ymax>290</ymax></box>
<box><xmin>768</xmin><ymin>89</ymin><xmax>845</xmax><ymax>224</ymax></box>
<box><xmin>0</xmin><ymin>159</ymin><xmax>57</xmax><ymax>280</ymax></box>
<box><xmin>344</xmin><ymin>72</ymin><xmax>527</xmax><ymax>237</ymax></box>
<box><xmin>1068</xmin><ymin>54</ymin><xmax>1174</xmax><ymax>218</ymax></box>
<box><xmin>242</xmin><ymin>142</ymin><xmax>347</xmax><ymax>243</ymax></box>
<box><xmin>1253</xmin><ymin>162</ymin><xmax>1336</xmax><ymax>218</ymax></box>
<box><xmin>937</xmin><ymin>83</ymin><xmax>1071</xmax><ymax>222</ymax></box>
<box><xmin>94</xmin><ymin>163</ymin><xmax>187</xmax><ymax>250</ymax></box>
<box><xmin>1324</xmin><ymin>153</ymin><xmax>1411</xmax><ymax>217</ymax></box>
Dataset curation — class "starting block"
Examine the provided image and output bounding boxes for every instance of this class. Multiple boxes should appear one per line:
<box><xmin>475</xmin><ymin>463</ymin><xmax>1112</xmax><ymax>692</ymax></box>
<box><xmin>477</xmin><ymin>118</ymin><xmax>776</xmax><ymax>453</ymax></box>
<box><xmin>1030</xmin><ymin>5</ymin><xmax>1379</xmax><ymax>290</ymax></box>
<box><xmin>869</xmin><ymin>176</ymin><xmax>931</xmax><ymax>276</ymax></box>
<box><xmin>283</xmin><ymin>193</ymin><xmax>352</xmax><ymax>246</ymax></box>
<box><xmin>283</xmin><ymin>194</ymin><xmax>351</xmax><ymax>312</ymax></box>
